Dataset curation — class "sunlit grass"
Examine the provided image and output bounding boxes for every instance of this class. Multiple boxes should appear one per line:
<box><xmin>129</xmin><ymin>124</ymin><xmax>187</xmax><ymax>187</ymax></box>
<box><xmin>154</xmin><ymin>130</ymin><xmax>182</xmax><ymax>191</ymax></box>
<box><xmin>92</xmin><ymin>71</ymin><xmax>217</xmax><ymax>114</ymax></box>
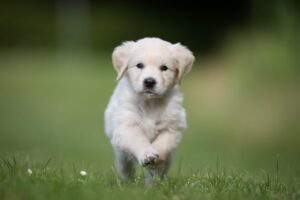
<box><xmin>1</xmin><ymin>157</ymin><xmax>299</xmax><ymax>200</ymax></box>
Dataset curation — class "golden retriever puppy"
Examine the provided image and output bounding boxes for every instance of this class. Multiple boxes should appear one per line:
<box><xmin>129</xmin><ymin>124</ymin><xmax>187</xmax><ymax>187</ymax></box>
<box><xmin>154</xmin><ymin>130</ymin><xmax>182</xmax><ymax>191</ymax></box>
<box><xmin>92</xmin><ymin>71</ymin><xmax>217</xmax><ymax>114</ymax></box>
<box><xmin>105</xmin><ymin>37</ymin><xmax>194</xmax><ymax>184</ymax></box>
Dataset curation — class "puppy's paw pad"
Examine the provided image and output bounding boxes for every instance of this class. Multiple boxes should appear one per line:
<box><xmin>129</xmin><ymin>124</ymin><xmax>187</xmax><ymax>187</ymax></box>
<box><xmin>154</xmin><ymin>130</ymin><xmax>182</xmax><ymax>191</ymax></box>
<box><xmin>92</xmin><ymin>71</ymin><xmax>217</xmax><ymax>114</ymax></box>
<box><xmin>140</xmin><ymin>151</ymin><xmax>159</xmax><ymax>167</ymax></box>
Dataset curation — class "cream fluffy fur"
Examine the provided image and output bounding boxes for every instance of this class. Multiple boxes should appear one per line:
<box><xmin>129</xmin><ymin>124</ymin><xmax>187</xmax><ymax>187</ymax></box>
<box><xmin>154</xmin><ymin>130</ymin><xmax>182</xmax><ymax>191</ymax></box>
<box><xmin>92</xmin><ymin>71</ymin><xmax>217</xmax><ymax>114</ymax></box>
<box><xmin>105</xmin><ymin>38</ymin><xmax>194</xmax><ymax>184</ymax></box>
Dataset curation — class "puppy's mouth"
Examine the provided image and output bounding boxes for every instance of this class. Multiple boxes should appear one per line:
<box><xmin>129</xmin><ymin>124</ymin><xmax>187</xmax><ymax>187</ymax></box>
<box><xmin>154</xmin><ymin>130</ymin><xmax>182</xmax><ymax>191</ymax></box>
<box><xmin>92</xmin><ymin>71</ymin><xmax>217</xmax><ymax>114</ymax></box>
<box><xmin>141</xmin><ymin>88</ymin><xmax>158</xmax><ymax>96</ymax></box>
<box><xmin>143</xmin><ymin>87</ymin><xmax>157</xmax><ymax>94</ymax></box>
<box><xmin>145</xmin><ymin>90</ymin><xmax>154</xmax><ymax>94</ymax></box>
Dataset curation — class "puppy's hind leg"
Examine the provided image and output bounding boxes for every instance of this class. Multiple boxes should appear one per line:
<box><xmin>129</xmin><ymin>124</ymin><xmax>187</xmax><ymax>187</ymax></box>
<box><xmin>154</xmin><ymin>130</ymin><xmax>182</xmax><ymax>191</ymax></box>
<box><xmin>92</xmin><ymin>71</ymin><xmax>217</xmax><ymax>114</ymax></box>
<box><xmin>114</xmin><ymin>149</ymin><xmax>136</xmax><ymax>180</ymax></box>
<box><xmin>145</xmin><ymin>156</ymin><xmax>172</xmax><ymax>186</ymax></box>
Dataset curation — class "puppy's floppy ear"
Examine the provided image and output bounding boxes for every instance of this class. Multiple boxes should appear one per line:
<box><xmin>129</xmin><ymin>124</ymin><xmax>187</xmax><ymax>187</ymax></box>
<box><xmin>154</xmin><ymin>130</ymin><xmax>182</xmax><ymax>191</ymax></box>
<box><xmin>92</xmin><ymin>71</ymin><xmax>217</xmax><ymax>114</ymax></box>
<box><xmin>112</xmin><ymin>41</ymin><xmax>135</xmax><ymax>80</ymax></box>
<box><xmin>173</xmin><ymin>43</ymin><xmax>195</xmax><ymax>82</ymax></box>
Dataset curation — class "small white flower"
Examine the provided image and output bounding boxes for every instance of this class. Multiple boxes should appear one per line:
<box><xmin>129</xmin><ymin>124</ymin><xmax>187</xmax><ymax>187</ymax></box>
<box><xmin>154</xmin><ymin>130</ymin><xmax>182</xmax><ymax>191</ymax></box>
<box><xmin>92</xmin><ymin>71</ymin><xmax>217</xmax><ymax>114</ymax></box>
<box><xmin>80</xmin><ymin>170</ymin><xmax>87</xmax><ymax>176</ymax></box>
<box><xmin>27</xmin><ymin>168</ymin><xmax>33</xmax><ymax>175</ymax></box>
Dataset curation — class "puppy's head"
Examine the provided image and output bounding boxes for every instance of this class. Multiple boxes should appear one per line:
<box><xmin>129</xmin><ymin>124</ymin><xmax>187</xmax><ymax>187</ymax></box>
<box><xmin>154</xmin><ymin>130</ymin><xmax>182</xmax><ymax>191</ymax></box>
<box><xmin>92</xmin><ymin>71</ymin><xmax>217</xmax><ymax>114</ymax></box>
<box><xmin>112</xmin><ymin>38</ymin><xmax>194</xmax><ymax>97</ymax></box>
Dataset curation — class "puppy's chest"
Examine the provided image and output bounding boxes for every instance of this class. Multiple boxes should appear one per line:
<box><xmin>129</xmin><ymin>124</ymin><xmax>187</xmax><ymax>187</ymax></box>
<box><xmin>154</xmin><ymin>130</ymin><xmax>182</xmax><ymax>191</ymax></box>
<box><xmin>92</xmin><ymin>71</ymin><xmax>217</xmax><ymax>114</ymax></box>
<box><xmin>139</xmin><ymin>107</ymin><xmax>168</xmax><ymax>142</ymax></box>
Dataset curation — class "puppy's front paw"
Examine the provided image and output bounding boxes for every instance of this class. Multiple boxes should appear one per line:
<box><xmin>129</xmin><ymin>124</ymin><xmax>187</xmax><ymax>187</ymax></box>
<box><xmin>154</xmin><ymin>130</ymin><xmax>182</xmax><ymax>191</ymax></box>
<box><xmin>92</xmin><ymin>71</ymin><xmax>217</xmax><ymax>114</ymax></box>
<box><xmin>139</xmin><ymin>149</ymin><xmax>159</xmax><ymax>167</ymax></box>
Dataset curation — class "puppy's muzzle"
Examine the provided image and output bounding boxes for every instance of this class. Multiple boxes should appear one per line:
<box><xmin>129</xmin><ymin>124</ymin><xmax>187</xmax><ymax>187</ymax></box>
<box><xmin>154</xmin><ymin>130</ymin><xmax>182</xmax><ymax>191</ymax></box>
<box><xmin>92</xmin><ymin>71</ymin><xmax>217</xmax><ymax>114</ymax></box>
<box><xmin>143</xmin><ymin>77</ymin><xmax>156</xmax><ymax>89</ymax></box>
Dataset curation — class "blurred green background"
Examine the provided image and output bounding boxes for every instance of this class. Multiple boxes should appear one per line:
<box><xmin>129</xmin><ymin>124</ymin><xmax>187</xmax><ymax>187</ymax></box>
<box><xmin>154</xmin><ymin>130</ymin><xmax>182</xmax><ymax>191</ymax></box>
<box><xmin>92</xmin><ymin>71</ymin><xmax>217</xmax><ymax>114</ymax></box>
<box><xmin>0</xmin><ymin>0</ymin><xmax>299</xmax><ymax>176</ymax></box>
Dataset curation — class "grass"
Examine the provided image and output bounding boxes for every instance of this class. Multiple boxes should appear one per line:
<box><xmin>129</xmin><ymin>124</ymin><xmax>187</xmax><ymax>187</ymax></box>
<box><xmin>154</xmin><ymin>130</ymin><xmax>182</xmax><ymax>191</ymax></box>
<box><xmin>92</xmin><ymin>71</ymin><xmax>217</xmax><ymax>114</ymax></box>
<box><xmin>1</xmin><ymin>157</ymin><xmax>299</xmax><ymax>200</ymax></box>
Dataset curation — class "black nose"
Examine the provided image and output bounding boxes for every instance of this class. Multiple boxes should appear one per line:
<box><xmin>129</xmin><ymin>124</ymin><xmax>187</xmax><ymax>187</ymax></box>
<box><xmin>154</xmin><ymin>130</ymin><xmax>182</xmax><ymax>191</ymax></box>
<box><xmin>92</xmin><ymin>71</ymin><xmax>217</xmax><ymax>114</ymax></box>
<box><xmin>143</xmin><ymin>77</ymin><xmax>156</xmax><ymax>89</ymax></box>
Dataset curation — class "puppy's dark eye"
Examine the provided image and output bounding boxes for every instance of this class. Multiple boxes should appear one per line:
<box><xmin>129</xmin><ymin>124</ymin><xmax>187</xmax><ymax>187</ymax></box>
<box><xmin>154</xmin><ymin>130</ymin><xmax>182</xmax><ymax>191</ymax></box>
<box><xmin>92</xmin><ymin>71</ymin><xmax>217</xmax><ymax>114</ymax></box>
<box><xmin>160</xmin><ymin>65</ymin><xmax>168</xmax><ymax>71</ymax></box>
<box><xmin>136</xmin><ymin>63</ymin><xmax>144</xmax><ymax>69</ymax></box>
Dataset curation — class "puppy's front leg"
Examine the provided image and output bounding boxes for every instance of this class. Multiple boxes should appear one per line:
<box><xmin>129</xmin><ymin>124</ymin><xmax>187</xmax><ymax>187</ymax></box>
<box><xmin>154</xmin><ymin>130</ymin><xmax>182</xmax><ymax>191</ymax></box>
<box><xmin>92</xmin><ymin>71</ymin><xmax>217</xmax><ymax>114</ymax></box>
<box><xmin>147</xmin><ymin>131</ymin><xmax>182</xmax><ymax>180</ymax></box>
<box><xmin>112</xmin><ymin>124</ymin><xmax>159</xmax><ymax>167</ymax></box>
<box><xmin>152</xmin><ymin>131</ymin><xmax>182</xmax><ymax>163</ymax></box>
